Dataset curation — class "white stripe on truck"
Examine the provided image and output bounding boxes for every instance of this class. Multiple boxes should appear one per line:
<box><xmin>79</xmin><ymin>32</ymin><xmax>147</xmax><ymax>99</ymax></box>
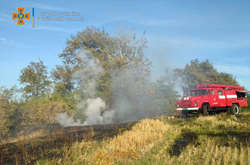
<box><xmin>226</xmin><ymin>95</ymin><xmax>237</xmax><ymax>98</ymax></box>
<box><xmin>219</xmin><ymin>96</ymin><xmax>225</xmax><ymax>99</ymax></box>
<box><xmin>176</xmin><ymin>107</ymin><xmax>199</xmax><ymax>111</ymax></box>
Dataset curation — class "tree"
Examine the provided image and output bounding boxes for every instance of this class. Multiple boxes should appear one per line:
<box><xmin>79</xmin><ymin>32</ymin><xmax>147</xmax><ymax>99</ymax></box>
<box><xmin>0</xmin><ymin>87</ymin><xmax>20</xmax><ymax>136</ymax></box>
<box><xmin>0</xmin><ymin>88</ymin><xmax>14</xmax><ymax>139</ymax></box>
<box><xmin>175</xmin><ymin>59</ymin><xmax>239</xmax><ymax>94</ymax></box>
<box><xmin>154</xmin><ymin>69</ymin><xmax>179</xmax><ymax>115</ymax></box>
<box><xmin>0</xmin><ymin>86</ymin><xmax>18</xmax><ymax>101</ymax></box>
<box><xmin>51</xmin><ymin>26</ymin><xmax>117</xmax><ymax>96</ymax></box>
<box><xmin>21</xmin><ymin>97</ymin><xmax>68</xmax><ymax>125</ymax></box>
<box><xmin>53</xmin><ymin>26</ymin><xmax>150</xmax><ymax>106</ymax></box>
<box><xmin>51</xmin><ymin>65</ymin><xmax>74</xmax><ymax>95</ymax></box>
<box><xmin>19</xmin><ymin>60</ymin><xmax>51</xmax><ymax>99</ymax></box>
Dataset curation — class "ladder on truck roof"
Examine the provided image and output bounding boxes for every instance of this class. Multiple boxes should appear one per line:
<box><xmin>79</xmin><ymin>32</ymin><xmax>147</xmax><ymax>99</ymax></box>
<box><xmin>196</xmin><ymin>84</ymin><xmax>245</xmax><ymax>90</ymax></box>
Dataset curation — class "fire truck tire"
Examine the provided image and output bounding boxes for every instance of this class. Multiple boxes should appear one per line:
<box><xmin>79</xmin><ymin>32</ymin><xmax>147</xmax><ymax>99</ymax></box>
<box><xmin>231</xmin><ymin>104</ymin><xmax>240</xmax><ymax>116</ymax></box>
<box><xmin>202</xmin><ymin>104</ymin><xmax>209</xmax><ymax>115</ymax></box>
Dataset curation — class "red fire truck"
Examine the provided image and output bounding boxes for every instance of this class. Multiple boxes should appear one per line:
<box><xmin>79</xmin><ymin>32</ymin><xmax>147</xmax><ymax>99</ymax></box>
<box><xmin>176</xmin><ymin>84</ymin><xmax>248</xmax><ymax>115</ymax></box>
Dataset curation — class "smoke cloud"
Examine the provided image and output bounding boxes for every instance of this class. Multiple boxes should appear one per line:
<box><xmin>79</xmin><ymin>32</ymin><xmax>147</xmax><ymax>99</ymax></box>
<box><xmin>110</xmin><ymin>63</ymin><xmax>164</xmax><ymax>123</ymax></box>
<box><xmin>56</xmin><ymin>113</ymin><xmax>82</xmax><ymax>127</ymax></box>
<box><xmin>56</xmin><ymin>49</ymin><xmax>171</xmax><ymax>126</ymax></box>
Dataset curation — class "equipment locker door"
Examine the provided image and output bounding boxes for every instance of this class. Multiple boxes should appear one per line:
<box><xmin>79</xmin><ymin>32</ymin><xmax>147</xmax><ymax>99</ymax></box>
<box><xmin>217</xmin><ymin>89</ymin><xmax>226</xmax><ymax>107</ymax></box>
<box><xmin>209</xmin><ymin>89</ymin><xmax>218</xmax><ymax>108</ymax></box>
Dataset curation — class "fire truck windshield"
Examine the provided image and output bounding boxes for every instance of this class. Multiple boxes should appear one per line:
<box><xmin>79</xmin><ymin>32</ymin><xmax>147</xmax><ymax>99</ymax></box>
<box><xmin>191</xmin><ymin>89</ymin><xmax>208</xmax><ymax>96</ymax></box>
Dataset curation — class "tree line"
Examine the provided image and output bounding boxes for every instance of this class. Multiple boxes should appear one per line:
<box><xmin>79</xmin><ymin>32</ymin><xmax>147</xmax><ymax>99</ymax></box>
<box><xmin>0</xmin><ymin>26</ymin><xmax>239</xmax><ymax>139</ymax></box>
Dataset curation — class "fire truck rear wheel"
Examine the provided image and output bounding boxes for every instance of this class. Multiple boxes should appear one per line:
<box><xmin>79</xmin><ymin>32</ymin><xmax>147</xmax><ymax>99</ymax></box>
<box><xmin>231</xmin><ymin>104</ymin><xmax>240</xmax><ymax>116</ymax></box>
<box><xmin>202</xmin><ymin>104</ymin><xmax>209</xmax><ymax>115</ymax></box>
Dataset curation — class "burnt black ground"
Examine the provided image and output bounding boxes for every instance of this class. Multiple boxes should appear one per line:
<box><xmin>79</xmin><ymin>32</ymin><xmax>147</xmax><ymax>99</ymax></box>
<box><xmin>0</xmin><ymin>122</ymin><xmax>136</xmax><ymax>165</ymax></box>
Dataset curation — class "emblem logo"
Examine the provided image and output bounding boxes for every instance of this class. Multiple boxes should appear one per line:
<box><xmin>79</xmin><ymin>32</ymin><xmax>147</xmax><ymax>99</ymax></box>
<box><xmin>12</xmin><ymin>8</ymin><xmax>30</xmax><ymax>25</ymax></box>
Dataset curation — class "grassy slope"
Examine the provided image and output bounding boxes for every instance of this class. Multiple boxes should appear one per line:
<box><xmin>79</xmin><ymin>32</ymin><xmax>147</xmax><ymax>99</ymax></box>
<box><xmin>36</xmin><ymin>109</ymin><xmax>250</xmax><ymax>165</ymax></box>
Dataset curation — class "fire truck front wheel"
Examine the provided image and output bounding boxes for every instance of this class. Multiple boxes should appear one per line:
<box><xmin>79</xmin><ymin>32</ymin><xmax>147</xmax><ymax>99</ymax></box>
<box><xmin>231</xmin><ymin>104</ymin><xmax>240</xmax><ymax>116</ymax></box>
<box><xmin>202</xmin><ymin>103</ymin><xmax>210</xmax><ymax>115</ymax></box>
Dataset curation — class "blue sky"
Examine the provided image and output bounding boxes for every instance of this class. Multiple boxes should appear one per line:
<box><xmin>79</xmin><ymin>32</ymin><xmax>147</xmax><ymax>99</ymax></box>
<box><xmin>1</xmin><ymin>0</ymin><xmax>250</xmax><ymax>89</ymax></box>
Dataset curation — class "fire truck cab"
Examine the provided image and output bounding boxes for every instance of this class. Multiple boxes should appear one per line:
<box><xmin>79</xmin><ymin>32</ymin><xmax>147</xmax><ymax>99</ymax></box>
<box><xmin>176</xmin><ymin>84</ymin><xmax>248</xmax><ymax>115</ymax></box>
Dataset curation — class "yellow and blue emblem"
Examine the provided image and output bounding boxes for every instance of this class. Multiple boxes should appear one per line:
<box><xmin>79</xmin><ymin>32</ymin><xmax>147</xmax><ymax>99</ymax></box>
<box><xmin>12</xmin><ymin>8</ymin><xmax>30</xmax><ymax>25</ymax></box>
<box><xmin>12</xmin><ymin>8</ymin><xmax>34</xmax><ymax>27</ymax></box>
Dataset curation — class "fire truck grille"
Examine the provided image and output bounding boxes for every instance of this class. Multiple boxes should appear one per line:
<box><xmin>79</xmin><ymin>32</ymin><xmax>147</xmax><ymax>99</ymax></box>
<box><xmin>182</xmin><ymin>101</ymin><xmax>192</xmax><ymax>107</ymax></box>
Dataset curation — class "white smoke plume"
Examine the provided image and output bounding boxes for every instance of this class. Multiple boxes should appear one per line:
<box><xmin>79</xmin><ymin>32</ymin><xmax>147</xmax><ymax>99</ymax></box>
<box><xmin>56</xmin><ymin>50</ymin><xmax>115</xmax><ymax>126</ymax></box>
<box><xmin>56</xmin><ymin>49</ymin><xmax>170</xmax><ymax>126</ymax></box>
<box><xmin>83</xmin><ymin>97</ymin><xmax>113</xmax><ymax>125</ymax></box>
<box><xmin>56</xmin><ymin>113</ymin><xmax>82</xmax><ymax>127</ymax></box>
<box><xmin>110</xmin><ymin>63</ymin><xmax>165</xmax><ymax>123</ymax></box>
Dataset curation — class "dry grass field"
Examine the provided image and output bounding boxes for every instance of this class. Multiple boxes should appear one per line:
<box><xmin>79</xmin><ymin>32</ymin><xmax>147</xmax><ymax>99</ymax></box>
<box><xmin>34</xmin><ymin>109</ymin><xmax>250</xmax><ymax>165</ymax></box>
<box><xmin>1</xmin><ymin>109</ymin><xmax>249</xmax><ymax>165</ymax></box>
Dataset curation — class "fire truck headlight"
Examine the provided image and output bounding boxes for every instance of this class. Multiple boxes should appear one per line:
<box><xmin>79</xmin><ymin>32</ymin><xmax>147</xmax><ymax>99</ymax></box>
<box><xmin>177</xmin><ymin>104</ymin><xmax>180</xmax><ymax>108</ymax></box>
<box><xmin>194</xmin><ymin>103</ymin><xmax>198</xmax><ymax>107</ymax></box>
